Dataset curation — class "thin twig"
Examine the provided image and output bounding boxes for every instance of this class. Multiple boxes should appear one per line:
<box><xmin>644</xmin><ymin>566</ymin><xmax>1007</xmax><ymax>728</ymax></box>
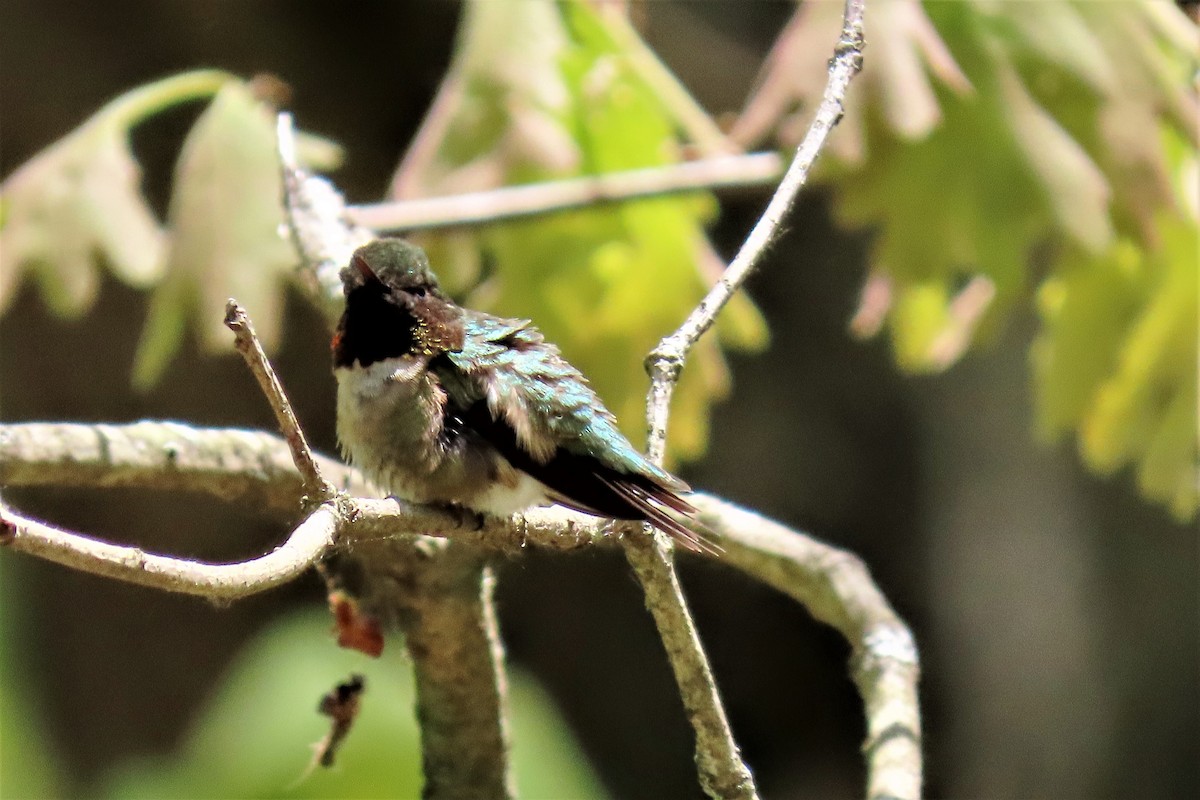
<box><xmin>224</xmin><ymin>299</ymin><xmax>334</xmax><ymax>501</ymax></box>
<box><xmin>0</xmin><ymin>501</ymin><xmax>339</xmax><ymax>600</ymax></box>
<box><xmin>347</xmin><ymin>153</ymin><xmax>783</xmax><ymax>232</ymax></box>
<box><xmin>645</xmin><ymin>0</ymin><xmax>867</xmax><ymax>463</ymax></box>
<box><xmin>622</xmin><ymin>2</ymin><xmax>868</xmax><ymax>797</ymax></box>
<box><xmin>621</xmin><ymin>532</ymin><xmax>757</xmax><ymax>799</ymax></box>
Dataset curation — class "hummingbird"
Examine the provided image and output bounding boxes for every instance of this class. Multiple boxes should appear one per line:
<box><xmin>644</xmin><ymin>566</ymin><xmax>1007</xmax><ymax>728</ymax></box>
<box><xmin>332</xmin><ymin>238</ymin><xmax>715</xmax><ymax>554</ymax></box>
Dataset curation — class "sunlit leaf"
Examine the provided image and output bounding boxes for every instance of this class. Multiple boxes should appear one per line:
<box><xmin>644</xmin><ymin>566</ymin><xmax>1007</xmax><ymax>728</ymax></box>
<box><xmin>742</xmin><ymin>0</ymin><xmax>1198</xmax><ymax>517</ymax></box>
<box><xmin>741</xmin><ymin>0</ymin><xmax>1195</xmax><ymax>365</ymax></box>
<box><xmin>391</xmin><ymin>0</ymin><xmax>767</xmax><ymax>462</ymax></box>
<box><xmin>1034</xmin><ymin>130</ymin><xmax>1198</xmax><ymax>521</ymax></box>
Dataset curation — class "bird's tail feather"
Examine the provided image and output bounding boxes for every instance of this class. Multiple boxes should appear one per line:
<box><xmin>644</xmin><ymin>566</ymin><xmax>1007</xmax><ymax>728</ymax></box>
<box><xmin>599</xmin><ymin>475</ymin><xmax>722</xmax><ymax>557</ymax></box>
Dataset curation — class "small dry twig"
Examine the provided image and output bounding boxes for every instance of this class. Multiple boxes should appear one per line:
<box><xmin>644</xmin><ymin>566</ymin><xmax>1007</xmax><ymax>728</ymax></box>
<box><xmin>224</xmin><ymin>300</ymin><xmax>334</xmax><ymax>502</ymax></box>
<box><xmin>348</xmin><ymin>152</ymin><xmax>783</xmax><ymax>232</ymax></box>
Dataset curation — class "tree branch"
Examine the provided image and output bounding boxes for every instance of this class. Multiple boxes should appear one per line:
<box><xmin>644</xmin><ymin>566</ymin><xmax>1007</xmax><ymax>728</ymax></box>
<box><xmin>276</xmin><ymin>112</ymin><xmax>373</xmax><ymax>321</ymax></box>
<box><xmin>358</xmin><ymin>539</ymin><xmax>514</xmax><ymax>800</ymax></box>
<box><xmin>620</xmin><ymin>532</ymin><xmax>757</xmax><ymax>799</ymax></box>
<box><xmin>623</xmin><ymin>3</ymin><xmax>868</xmax><ymax>798</ymax></box>
<box><xmin>346</xmin><ymin>153</ymin><xmax>782</xmax><ymax>232</ymax></box>
<box><xmin>0</xmin><ymin>419</ymin><xmax>920</xmax><ymax>796</ymax></box>
<box><xmin>0</xmin><ymin>421</ymin><xmax>368</xmax><ymax>514</ymax></box>
<box><xmin>645</xmin><ymin>0</ymin><xmax>867</xmax><ymax>462</ymax></box>
<box><xmin>0</xmin><ymin>500</ymin><xmax>339</xmax><ymax>600</ymax></box>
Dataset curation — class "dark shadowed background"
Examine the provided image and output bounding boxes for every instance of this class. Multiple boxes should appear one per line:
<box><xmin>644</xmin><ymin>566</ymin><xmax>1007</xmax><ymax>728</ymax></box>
<box><xmin>1</xmin><ymin>2</ymin><xmax>1196</xmax><ymax>798</ymax></box>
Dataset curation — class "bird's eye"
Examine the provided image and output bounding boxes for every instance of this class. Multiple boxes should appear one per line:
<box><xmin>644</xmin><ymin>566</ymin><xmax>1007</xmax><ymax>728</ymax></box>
<box><xmin>411</xmin><ymin>286</ymin><xmax>426</xmax><ymax>297</ymax></box>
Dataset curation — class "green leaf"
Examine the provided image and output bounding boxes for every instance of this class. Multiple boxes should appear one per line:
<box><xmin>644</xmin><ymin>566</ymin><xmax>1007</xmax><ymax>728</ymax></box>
<box><xmin>744</xmin><ymin>0</ymin><xmax>1197</xmax><ymax>517</ymax></box>
<box><xmin>0</xmin><ymin>71</ymin><xmax>234</xmax><ymax>318</ymax></box>
<box><xmin>744</xmin><ymin>0</ymin><xmax>1195</xmax><ymax>369</ymax></box>
<box><xmin>994</xmin><ymin>59</ymin><xmax>1113</xmax><ymax>254</ymax></box>
<box><xmin>132</xmin><ymin>83</ymin><xmax>342</xmax><ymax>390</ymax></box>
<box><xmin>733</xmin><ymin>0</ymin><xmax>973</xmax><ymax>161</ymax></box>
<box><xmin>391</xmin><ymin>0</ymin><xmax>766</xmax><ymax>462</ymax></box>
<box><xmin>1077</xmin><ymin>218</ymin><xmax>1197</xmax><ymax>518</ymax></box>
<box><xmin>1034</xmin><ymin>138</ymin><xmax>1198</xmax><ymax>521</ymax></box>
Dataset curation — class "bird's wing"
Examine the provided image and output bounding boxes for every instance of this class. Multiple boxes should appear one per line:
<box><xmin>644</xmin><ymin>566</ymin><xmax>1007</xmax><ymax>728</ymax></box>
<box><xmin>437</xmin><ymin>312</ymin><xmax>715</xmax><ymax>554</ymax></box>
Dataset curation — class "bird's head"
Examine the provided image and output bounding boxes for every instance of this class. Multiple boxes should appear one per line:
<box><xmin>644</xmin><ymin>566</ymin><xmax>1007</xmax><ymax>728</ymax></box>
<box><xmin>333</xmin><ymin>239</ymin><xmax>463</xmax><ymax>368</ymax></box>
<box><xmin>341</xmin><ymin>238</ymin><xmax>444</xmax><ymax>300</ymax></box>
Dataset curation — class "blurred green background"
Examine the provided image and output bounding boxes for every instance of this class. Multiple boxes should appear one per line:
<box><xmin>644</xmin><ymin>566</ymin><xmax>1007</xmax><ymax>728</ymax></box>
<box><xmin>1</xmin><ymin>2</ymin><xmax>1196</xmax><ymax>798</ymax></box>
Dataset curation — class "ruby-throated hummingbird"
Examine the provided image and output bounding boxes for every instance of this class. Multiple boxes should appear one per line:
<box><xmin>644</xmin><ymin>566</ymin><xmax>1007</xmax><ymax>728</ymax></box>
<box><xmin>332</xmin><ymin>238</ymin><xmax>713</xmax><ymax>554</ymax></box>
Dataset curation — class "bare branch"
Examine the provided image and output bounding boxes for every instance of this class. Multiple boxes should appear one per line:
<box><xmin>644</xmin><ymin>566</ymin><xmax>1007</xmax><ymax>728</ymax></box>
<box><xmin>645</xmin><ymin>0</ymin><xmax>867</xmax><ymax>463</ymax></box>
<box><xmin>0</xmin><ymin>421</ymin><xmax>370</xmax><ymax>514</ymax></box>
<box><xmin>358</xmin><ymin>540</ymin><xmax>514</xmax><ymax>800</ymax></box>
<box><xmin>224</xmin><ymin>299</ymin><xmax>335</xmax><ymax>501</ymax></box>
<box><xmin>0</xmin><ymin>501</ymin><xmax>339</xmax><ymax>600</ymax></box>
<box><xmin>692</xmin><ymin>495</ymin><xmax>923</xmax><ymax>800</ymax></box>
<box><xmin>624</xmin><ymin>2</ymin><xmax>868</xmax><ymax>797</ymax></box>
<box><xmin>276</xmin><ymin>112</ymin><xmax>373</xmax><ymax>319</ymax></box>
<box><xmin>0</xmin><ymin>420</ymin><xmax>921</xmax><ymax>797</ymax></box>
<box><xmin>347</xmin><ymin>153</ymin><xmax>783</xmax><ymax>232</ymax></box>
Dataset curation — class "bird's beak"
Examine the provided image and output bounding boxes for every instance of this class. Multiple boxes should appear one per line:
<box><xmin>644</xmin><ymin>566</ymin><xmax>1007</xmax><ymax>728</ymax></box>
<box><xmin>340</xmin><ymin>253</ymin><xmax>381</xmax><ymax>292</ymax></box>
<box><xmin>352</xmin><ymin>254</ymin><xmax>378</xmax><ymax>282</ymax></box>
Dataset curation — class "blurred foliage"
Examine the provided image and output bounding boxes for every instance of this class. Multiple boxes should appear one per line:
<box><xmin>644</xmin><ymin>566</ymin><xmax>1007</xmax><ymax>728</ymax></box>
<box><xmin>0</xmin><ymin>71</ymin><xmax>342</xmax><ymax>390</ymax></box>
<box><xmin>131</xmin><ymin>80</ymin><xmax>341</xmax><ymax>389</ymax></box>
<box><xmin>1034</xmin><ymin>131</ymin><xmax>1199</xmax><ymax>520</ymax></box>
<box><xmin>737</xmin><ymin>0</ymin><xmax>1199</xmax><ymax>519</ymax></box>
<box><xmin>99</xmin><ymin>609</ymin><xmax>606</xmax><ymax>799</ymax></box>
<box><xmin>0</xmin><ymin>1</ymin><xmax>1193</xmax><ymax>506</ymax></box>
<box><xmin>0</xmin><ymin>557</ymin><xmax>67</xmax><ymax>799</ymax></box>
<box><xmin>0</xmin><ymin>604</ymin><xmax>605</xmax><ymax>799</ymax></box>
<box><xmin>0</xmin><ymin>71</ymin><xmax>233</xmax><ymax>318</ymax></box>
<box><xmin>390</xmin><ymin>0</ymin><xmax>768</xmax><ymax>462</ymax></box>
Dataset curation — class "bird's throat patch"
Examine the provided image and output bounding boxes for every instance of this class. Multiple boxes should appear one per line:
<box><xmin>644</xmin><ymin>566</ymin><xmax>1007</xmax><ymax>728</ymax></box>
<box><xmin>334</xmin><ymin>285</ymin><xmax>465</xmax><ymax>368</ymax></box>
<box><xmin>333</xmin><ymin>284</ymin><xmax>418</xmax><ymax>368</ymax></box>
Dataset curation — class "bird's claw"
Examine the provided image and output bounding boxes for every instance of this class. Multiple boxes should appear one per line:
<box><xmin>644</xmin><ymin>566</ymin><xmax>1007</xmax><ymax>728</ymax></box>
<box><xmin>448</xmin><ymin>504</ymin><xmax>486</xmax><ymax>531</ymax></box>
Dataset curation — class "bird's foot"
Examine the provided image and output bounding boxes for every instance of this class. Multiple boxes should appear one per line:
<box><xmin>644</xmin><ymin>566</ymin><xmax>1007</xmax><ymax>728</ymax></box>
<box><xmin>444</xmin><ymin>503</ymin><xmax>487</xmax><ymax>531</ymax></box>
